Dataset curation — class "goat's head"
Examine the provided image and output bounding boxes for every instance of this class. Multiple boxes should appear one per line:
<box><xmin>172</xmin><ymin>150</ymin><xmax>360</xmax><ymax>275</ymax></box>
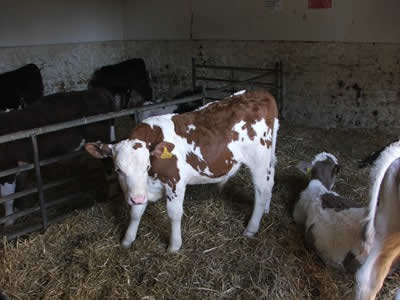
<box><xmin>297</xmin><ymin>152</ymin><xmax>340</xmax><ymax>190</ymax></box>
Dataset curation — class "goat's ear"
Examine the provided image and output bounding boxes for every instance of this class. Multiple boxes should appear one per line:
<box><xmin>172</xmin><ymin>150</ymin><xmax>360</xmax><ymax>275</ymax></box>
<box><xmin>296</xmin><ymin>161</ymin><xmax>312</xmax><ymax>175</ymax></box>
<box><xmin>333</xmin><ymin>164</ymin><xmax>341</xmax><ymax>175</ymax></box>
<box><xmin>85</xmin><ymin>142</ymin><xmax>112</xmax><ymax>159</ymax></box>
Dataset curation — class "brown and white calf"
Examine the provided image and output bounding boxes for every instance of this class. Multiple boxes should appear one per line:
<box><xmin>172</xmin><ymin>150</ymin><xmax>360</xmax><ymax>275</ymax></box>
<box><xmin>293</xmin><ymin>153</ymin><xmax>368</xmax><ymax>272</ymax></box>
<box><xmin>85</xmin><ymin>90</ymin><xmax>279</xmax><ymax>252</ymax></box>
<box><xmin>355</xmin><ymin>141</ymin><xmax>400</xmax><ymax>300</ymax></box>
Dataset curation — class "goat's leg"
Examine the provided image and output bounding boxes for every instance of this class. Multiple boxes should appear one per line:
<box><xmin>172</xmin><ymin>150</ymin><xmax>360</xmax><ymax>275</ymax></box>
<box><xmin>355</xmin><ymin>232</ymin><xmax>400</xmax><ymax>300</ymax></box>
<box><xmin>1</xmin><ymin>180</ymin><xmax>16</xmax><ymax>226</ymax></box>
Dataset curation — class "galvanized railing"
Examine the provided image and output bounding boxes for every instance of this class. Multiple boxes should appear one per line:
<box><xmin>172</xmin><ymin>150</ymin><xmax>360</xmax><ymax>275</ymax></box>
<box><xmin>192</xmin><ymin>58</ymin><xmax>284</xmax><ymax>116</ymax></box>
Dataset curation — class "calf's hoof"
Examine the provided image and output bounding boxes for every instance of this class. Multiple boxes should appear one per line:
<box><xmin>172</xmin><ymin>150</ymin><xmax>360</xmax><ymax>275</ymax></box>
<box><xmin>243</xmin><ymin>229</ymin><xmax>256</xmax><ymax>238</ymax></box>
<box><xmin>168</xmin><ymin>246</ymin><xmax>181</xmax><ymax>253</ymax></box>
<box><xmin>121</xmin><ymin>240</ymin><xmax>133</xmax><ymax>249</ymax></box>
<box><xmin>168</xmin><ymin>242</ymin><xmax>182</xmax><ymax>253</ymax></box>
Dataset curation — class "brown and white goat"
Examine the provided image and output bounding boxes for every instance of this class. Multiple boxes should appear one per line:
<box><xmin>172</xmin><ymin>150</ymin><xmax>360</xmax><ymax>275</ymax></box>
<box><xmin>293</xmin><ymin>152</ymin><xmax>368</xmax><ymax>272</ymax></box>
<box><xmin>355</xmin><ymin>141</ymin><xmax>400</xmax><ymax>300</ymax></box>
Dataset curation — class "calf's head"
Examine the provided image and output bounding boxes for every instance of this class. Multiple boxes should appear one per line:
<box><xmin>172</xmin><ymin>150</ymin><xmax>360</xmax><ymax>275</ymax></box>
<box><xmin>297</xmin><ymin>152</ymin><xmax>340</xmax><ymax>190</ymax></box>
<box><xmin>85</xmin><ymin>140</ymin><xmax>152</xmax><ymax>205</ymax></box>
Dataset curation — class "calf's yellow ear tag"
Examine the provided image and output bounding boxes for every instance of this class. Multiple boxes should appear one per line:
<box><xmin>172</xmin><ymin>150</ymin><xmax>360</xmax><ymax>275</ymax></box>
<box><xmin>161</xmin><ymin>147</ymin><xmax>173</xmax><ymax>159</ymax></box>
<box><xmin>306</xmin><ymin>167</ymin><xmax>312</xmax><ymax>178</ymax></box>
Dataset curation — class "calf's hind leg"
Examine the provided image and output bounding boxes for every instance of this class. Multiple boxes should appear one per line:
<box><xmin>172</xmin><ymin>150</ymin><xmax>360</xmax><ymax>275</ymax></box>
<box><xmin>166</xmin><ymin>185</ymin><xmax>186</xmax><ymax>252</ymax></box>
<box><xmin>243</xmin><ymin>162</ymin><xmax>274</xmax><ymax>237</ymax></box>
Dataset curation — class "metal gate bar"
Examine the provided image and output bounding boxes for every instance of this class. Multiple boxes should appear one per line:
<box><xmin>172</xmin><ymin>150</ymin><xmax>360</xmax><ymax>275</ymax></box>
<box><xmin>1</xmin><ymin>191</ymin><xmax>87</xmax><ymax>225</ymax></box>
<box><xmin>192</xmin><ymin>58</ymin><xmax>284</xmax><ymax>115</ymax></box>
<box><xmin>0</xmin><ymin>95</ymin><xmax>205</xmax><ymax>144</ymax></box>
<box><xmin>5</xmin><ymin>210</ymin><xmax>82</xmax><ymax>241</ymax></box>
<box><xmin>0</xmin><ymin>150</ymin><xmax>83</xmax><ymax>179</ymax></box>
<box><xmin>31</xmin><ymin>135</ymin><xmax>47</xmax><ymax>230</ymax></box>
<box><xmin>0</xmin><ymin>176</ymin><xmax>82</xmax><ymax>224</ymax></box>
<box><xmin>0</xmin><ymin>175</ymin><xmax>81</xmax><ymax>205</ymax></box>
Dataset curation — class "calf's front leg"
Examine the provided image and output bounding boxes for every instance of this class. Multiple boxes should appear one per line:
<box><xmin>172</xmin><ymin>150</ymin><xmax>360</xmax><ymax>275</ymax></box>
<box><xmin>122</xmin><ymin>202</ymin><xmax>148</xmax><ymax>248</ymax></box>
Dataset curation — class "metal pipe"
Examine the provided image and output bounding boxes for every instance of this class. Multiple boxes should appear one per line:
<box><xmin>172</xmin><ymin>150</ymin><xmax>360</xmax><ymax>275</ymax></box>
<box><xmin>0</xmin><ymin>150</ymin><xmax>84</xmax><ymax>179</ymax></box>
<box><xmin>6</xmin><ymin>213</ymin><xmax>71</xmax><ymax>241</ymax></box>
<box><xmin>279</xmin><ymin>61</ymin><xmax>285</xmax><ymax>118</ymax></box>
<box><xmin>31</xmin><ymin>135</ymin><xmax>47</xmax><ymax>231</ymax></box>
<box><xmin>192</xmin><ymin>57</ymin><xmax>197</xmax><ymax>91</ymax></box>
<box><xmin>194</xmin><ymin>64</ymin><xmax>276</xmax><ymax>73</ymax></box>
<box><xmin>0</xmin><ymin>94</ymin><xmax>204</xmax><ymax>144</ymax></box>
<box><xmin>208</xmin><ymin>72</ymin><xmax>274</xmax><ymax>94</ymax></box>
<box><xmin>6</xmin><ymin>222</ymin><xmax>43</xmax><ymax>241</ymax></box>
<box><xmin>0</xmin><ymin>175</ymin><xmax>81</xmax><ymax>204</ymax></box>
<box><xmin>196</xmin><ymin>76</ymin><xmax>272</xmax><ymax>83</ymax></box>
<box><xmin>202</xmin><ymin>86</ymin><xmax>206</xmax><ymax>106</ymax></box>
<box><xmin>0</xmin><ymin>191</ymin><xmax>88</xmax><ymax>225</ymax></box>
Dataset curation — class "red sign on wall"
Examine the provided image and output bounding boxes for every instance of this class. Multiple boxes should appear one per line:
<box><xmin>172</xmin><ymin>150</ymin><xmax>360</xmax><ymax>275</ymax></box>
<box><xmin>308</xmin><ymin>0</ymin><xmax>332</xmax><ymax>9</ymax></box>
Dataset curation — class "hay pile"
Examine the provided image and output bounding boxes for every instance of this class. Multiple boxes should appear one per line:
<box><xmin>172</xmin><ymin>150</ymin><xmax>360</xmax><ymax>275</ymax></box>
<box><xmin>1</xmin><ymin>121</ymin><xmax>399</xmax><ymax>299</ymax></box>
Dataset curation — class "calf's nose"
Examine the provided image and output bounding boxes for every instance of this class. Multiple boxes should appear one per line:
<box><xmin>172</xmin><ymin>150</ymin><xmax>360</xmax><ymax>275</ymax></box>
<box><xmin>129</xmin><ymin>195</ymin><xmax>147</xmax><ymax>205</ymax></box>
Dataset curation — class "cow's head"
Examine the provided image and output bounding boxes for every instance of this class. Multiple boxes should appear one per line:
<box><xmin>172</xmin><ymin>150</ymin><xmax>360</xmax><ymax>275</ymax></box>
<box><xmin>85</xmin><ymin>139</ymin><xmax>152</xmax><ymax>205</ymax></box>
<box><xmin>297</xmin><ymin>152</ymin><xmax>340</xmax><ymax>190</ymax></box>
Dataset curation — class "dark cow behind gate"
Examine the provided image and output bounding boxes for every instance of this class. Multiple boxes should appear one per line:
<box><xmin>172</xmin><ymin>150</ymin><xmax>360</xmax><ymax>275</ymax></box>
<box><xmin>88</xmin><ymin>58</ymin><xmax>153</xmax><ymax>109</ymax></box>
<box><xmin>0</xmin><ymin>88</ymin><xmax>115</xmax><ymax>226</ymax></box>
<box><xmin>86</xmin><ymin>90</ymin><xmax>279</xmax><ymax>252</ymax></box>
<box><xmin>0</xmin><ymin>63</ymin><xmax>44</xmax><ymax>111</ymax></box>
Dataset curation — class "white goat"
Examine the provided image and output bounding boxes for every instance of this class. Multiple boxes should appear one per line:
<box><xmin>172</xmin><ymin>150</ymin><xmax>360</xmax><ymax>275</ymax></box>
<box><xmin>293</xmin><ymin>152</ymin><xmax>368</xmax><ymax>272</ymax></box>
<box><xmin>355</xmin><ymin>141</ymin><xmax>400</xmax><ymax>300</ymax></box>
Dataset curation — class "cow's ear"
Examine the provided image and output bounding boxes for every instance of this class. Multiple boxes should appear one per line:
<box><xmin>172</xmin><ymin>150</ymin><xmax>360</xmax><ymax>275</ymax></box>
<box><xmin>151</xmin><ymin>142</ymin><xmax>175</xmax><ymax>159</ymax></box>
<box><xmin>85</xmin><ymin>142</ymin><xmax>112</xmax><ymax>159</ymax></box>
<box><xmin>296</xmin><ymin>161</ymin><xmax>312</xmax><ymax>175</ymax></box>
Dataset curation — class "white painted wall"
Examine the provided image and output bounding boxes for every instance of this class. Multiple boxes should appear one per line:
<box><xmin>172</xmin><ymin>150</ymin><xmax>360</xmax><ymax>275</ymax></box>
<box><xmin>124</xmin><ymin>0</ymin><xmax>400</xmax><ymax>43</ymax></box>
<box><xmin>123</xmin><ymin>0</ymin><xmax>192</xmax><ymax>40</ymax></box>
<box><xmin>1</xmin><ymin>0</ymin><xmax>399</xmax><ymax>46</ymax></box>
<box><xmin>0</xmin><ymin>0</ymin><xmax>124</xmax><ymax>47</ymax></box>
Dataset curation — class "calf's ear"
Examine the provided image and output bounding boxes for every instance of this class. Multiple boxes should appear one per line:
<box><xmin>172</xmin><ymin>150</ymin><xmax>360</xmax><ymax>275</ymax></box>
<box><xmin>296</xmin><ymin>161</ymin><xmax>312</xmax><ymax>175</ymax></box>
<box><xmin>85</xmin><ymin>142</ymin><xmax>112</xmax><ymax>159</ymax></box>
<box><xmin>151</xmin><ymin>142</ymin><xmax>175</xmax><ymax>160</ymax></box>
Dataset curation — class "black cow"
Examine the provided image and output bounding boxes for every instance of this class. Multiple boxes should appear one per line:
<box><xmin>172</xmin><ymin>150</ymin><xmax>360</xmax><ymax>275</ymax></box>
<box><xmin>0</xmin><ymin>88</ymin><xmax>115</xmax><ymax>225</ymax></box>
<box><xmin>88</xmin><ymin>58</ymin><xmax>153</xmax><ymax>110</ymax></box>
<box><xmin>0</xmin><ymin>63</ymin><xmax>44</xmax><ymax>111</ymax></box>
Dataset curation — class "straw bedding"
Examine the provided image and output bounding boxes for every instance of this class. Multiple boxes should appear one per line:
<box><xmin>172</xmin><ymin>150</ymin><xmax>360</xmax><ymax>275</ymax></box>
<box><xmin>1</xmin><ymin>121</ymin><xmax>399</xmax><ymax>299</ymax></box>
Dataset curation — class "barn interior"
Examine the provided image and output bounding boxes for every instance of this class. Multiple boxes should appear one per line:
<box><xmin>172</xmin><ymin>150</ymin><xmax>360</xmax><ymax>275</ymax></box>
<box><xmin>1</xmin><ymin>1</ymin><xmax>400</xmax><ymax>299</ymax></box>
